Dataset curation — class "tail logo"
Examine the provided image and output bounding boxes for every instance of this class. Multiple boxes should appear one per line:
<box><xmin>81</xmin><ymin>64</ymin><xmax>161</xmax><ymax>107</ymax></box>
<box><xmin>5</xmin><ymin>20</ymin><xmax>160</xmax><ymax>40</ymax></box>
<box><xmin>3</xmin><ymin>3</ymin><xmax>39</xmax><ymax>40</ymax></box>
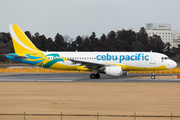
<box><xmin>43</xmin><ymin>53</ymin><xmax>66</xmax><ymax>68</ymax></box>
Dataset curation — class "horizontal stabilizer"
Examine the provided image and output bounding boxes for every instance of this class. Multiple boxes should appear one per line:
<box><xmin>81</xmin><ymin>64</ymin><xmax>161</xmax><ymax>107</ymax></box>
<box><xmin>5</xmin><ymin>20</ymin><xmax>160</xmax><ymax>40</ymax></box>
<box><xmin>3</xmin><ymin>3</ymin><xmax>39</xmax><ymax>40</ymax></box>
<box><xmin>6</xmin><ymin>54</ymin><xmax>29</xmax><ymax>60</ymax></box>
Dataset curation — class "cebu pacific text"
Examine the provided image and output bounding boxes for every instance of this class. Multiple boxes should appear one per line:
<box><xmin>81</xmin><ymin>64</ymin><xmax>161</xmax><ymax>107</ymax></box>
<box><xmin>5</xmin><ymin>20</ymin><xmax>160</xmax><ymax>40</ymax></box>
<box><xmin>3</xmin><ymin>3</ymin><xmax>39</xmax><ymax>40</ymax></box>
<box><xmin>96</xmin><ymin>53</ymin><xmax>149</xmax><ymax>63</ymax></box>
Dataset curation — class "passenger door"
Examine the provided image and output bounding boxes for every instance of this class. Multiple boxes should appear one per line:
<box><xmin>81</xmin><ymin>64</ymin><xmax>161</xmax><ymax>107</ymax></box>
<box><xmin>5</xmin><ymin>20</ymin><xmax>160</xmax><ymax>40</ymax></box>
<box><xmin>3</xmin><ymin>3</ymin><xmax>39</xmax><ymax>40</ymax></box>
<box><xmin>150</xmin><ymin>54</ymin><xmax>156</xmax><ymax>64</ymax></box>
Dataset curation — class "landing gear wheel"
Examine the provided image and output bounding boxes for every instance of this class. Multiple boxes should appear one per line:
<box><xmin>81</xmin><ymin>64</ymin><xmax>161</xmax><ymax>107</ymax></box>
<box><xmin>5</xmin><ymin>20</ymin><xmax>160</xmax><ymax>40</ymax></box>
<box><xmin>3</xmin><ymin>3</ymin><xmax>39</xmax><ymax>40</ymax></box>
<box><xmin>90</xmin><ymin>73</ymin><xmax>100</xmax><ymax>79</ymax></box>
<box><xmin>95</xmin><ymin>73</ymin><xmax>100</xmax><ymax>79</ymax></box>
<box><xmin>151</xmin><ymin>70</ymin><xmax>155</xmax><ymax>79</ymax></box>
<box><xmin>151</xmin><ymin>75</ymin><xmax>155</xmax><ymax>79</ymax></box>
<box><xmin>90</xmin><ymin>74</ymin><xmax>95</xmax><ymax>79</ymax></box>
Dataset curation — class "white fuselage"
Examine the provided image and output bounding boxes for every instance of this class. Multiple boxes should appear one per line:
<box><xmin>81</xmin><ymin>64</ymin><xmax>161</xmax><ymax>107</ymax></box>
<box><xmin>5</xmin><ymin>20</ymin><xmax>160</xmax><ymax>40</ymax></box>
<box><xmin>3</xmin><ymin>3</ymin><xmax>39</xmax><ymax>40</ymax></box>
<box><xmin>43</xmin><ymin>51</ymin><xmax>177</xmax><ymax>71</ymax></box>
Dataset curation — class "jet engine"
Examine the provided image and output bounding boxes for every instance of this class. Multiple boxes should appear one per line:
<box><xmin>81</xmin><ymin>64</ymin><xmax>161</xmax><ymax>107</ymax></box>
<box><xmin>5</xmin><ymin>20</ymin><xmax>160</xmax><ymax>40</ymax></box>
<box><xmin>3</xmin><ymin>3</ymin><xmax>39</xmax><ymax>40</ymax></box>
<box><xmin>105</xmin><ymin>66</ymin><xmax>128</xmax><ymax>76</ymax></box>
<box><xmin>105</xmin><ymin>66</ymin><xmax>122</xmax><ymax>76</ymax></box>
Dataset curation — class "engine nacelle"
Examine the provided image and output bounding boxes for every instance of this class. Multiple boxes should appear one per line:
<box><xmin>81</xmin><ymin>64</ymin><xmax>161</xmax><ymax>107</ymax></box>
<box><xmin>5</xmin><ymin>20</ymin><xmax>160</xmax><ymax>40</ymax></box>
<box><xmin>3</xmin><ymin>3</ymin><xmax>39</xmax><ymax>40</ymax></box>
<box><xmin>105</xmin><ymin>66</ymin><xmax>122</xmax><ymax>76</ymax></box>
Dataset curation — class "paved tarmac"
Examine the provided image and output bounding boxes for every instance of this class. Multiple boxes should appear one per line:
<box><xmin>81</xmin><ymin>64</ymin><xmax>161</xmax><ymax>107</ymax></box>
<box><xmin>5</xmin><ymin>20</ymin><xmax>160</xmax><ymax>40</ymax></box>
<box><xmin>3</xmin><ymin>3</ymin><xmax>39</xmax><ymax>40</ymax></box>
<box><xmin>0</xmin><ymin>73</ymin><xmax>180</xmax><ymax>82</ymax></box>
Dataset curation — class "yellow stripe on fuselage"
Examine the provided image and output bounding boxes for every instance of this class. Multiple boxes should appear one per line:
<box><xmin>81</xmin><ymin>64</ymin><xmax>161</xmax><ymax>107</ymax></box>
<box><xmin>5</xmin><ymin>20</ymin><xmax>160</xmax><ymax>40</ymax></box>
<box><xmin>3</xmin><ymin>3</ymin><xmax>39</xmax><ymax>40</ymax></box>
<box><xmin>112</xmin><ymin>64</ymin><xmax>168</xmax><ymax>71</ymax></box>
<box><xmin>47</xmin><ymin>62</ymin><xmax>168</xmax><ymax>71</ymax></box>
<box><xmin>126</xmin><ymin>65</ymin><xmax>168</xmax><ymax>71</ymax></box>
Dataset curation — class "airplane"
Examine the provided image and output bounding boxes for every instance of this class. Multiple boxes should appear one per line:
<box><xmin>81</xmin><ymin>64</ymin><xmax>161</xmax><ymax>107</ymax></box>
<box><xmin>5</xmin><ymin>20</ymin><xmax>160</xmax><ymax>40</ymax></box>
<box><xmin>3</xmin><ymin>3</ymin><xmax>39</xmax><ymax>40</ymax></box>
<box><xmin>6</xmin><ymin>25</ymin><xmax>177</xmax><ymax>79</ymax></box>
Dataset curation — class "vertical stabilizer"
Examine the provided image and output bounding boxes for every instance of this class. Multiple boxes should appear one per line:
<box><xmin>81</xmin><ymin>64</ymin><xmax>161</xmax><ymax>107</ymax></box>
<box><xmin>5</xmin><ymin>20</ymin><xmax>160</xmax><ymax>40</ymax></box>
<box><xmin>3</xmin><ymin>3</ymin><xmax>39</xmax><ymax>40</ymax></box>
<box><xmin>9</xmin><ymin>25</ymin><xmax>40</xmax><ymax>53</ymax></box>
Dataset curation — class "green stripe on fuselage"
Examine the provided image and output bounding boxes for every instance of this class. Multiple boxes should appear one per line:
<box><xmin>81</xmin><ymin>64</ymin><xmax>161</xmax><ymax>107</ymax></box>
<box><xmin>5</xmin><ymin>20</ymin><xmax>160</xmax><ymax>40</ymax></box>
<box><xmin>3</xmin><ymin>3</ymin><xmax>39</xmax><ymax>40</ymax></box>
<box><xmin>46</xmin><ymin>53</ymin><xmax>60</xmax><ymax>58</ymax></box>
<box><xmin>43</xmin><ymin>59</ymin><xmax>64</xmax><ymax>68</ymax></box>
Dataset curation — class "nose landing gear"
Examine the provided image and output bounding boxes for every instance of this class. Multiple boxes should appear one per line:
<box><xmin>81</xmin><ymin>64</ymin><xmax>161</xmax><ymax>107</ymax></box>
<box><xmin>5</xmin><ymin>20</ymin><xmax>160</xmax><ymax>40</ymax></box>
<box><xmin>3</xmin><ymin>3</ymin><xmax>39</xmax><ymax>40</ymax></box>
<box><xmin>151</xmin><ymin>70</ymin><xmax>155</xmax><ymax>79</ymax></box>
<box><xmin>151</xmin><ymin>75</ymin><xmax>155</xmax><ymax>79</ymax></box>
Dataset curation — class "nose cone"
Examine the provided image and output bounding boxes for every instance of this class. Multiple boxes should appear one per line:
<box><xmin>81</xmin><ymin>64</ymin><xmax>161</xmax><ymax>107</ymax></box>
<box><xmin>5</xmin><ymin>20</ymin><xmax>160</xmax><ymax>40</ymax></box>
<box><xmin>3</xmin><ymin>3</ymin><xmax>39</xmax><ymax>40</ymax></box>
<box><xmin>166</xmin><ymin>60</ymin><xmax>177</xmax><ymax>69</ymax></box>
<box><xmin>172</xmin><ymin>61</ymin><xmax>177</xmax><ymax>68</ymax></box>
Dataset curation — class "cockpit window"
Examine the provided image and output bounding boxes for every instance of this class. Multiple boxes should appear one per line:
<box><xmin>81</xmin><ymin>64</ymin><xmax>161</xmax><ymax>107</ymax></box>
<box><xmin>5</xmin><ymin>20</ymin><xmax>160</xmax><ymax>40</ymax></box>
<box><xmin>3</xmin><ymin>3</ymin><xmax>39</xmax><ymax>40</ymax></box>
<box><xmin>161</xmin><ymin>57</ymin><xmax>170</xmax><ymax>60</ymax></box>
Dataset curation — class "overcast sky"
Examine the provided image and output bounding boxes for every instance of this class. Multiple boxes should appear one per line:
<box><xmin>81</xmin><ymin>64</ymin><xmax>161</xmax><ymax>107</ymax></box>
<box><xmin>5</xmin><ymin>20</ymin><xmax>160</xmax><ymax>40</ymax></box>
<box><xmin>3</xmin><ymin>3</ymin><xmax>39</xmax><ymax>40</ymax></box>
<box><xmin>0</xmin><ymin>0</ymin><xmax>180</xmax><ymax>39</ymax></box>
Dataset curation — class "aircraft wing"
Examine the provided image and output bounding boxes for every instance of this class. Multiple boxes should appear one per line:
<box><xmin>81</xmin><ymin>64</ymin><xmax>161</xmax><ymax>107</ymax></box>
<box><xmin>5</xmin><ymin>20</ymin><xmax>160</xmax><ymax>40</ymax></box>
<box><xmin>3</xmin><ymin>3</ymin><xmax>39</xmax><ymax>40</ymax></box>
<box><xmin>67</xmin><ymin>59</ymin><xmax>107</xmax><ymax>68</ymax></box>
<box><xmin>6</xmin><ymin>54</ymin><xmax>29</xmax><ymax>60</ymax></box>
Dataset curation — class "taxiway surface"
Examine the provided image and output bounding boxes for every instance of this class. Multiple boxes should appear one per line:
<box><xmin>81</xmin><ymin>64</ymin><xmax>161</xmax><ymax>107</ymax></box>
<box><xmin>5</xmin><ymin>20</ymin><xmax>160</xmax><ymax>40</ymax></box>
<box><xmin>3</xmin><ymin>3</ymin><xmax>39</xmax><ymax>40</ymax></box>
<box><xmin>0</xmin><ymin>73</ymin><xmax>180</xmax><ymax>82</ymax></box>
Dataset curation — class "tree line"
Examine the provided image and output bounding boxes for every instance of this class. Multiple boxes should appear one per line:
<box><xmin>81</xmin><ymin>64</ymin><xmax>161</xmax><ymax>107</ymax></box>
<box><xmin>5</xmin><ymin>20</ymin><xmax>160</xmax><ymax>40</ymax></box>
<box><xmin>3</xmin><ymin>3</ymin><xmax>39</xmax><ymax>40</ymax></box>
<box><xmin>0</xmin><ymin>27</ymin><xmax>180</xmax><ymax>63</ymax></box>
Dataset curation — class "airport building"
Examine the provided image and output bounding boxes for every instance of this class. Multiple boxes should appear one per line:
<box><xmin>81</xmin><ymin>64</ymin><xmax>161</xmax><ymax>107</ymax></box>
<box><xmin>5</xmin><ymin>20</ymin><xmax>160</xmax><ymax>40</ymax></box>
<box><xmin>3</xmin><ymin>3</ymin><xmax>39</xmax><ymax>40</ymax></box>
<box><xmin>134</xmin><ymin>23</ymin><xmax>180</xmax><ymax>48</ymax></box>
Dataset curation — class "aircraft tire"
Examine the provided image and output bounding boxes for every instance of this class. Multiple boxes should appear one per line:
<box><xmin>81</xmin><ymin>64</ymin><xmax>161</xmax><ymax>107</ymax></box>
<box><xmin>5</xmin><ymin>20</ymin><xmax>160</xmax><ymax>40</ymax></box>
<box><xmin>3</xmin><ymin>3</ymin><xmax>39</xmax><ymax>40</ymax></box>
<box><xmin>90</xmin><ymin>74</ymin><xmax>95</xmax><ymax>79</ymax></box>
<box><xmin>151</xmin><ymin>75</ymin><xmax>155</xmax><ymax>79</ymax></box>
<box><xmin>95</xmin><ymin>73</ymin><xmax>100</xmax><ymax>79</ymax></box>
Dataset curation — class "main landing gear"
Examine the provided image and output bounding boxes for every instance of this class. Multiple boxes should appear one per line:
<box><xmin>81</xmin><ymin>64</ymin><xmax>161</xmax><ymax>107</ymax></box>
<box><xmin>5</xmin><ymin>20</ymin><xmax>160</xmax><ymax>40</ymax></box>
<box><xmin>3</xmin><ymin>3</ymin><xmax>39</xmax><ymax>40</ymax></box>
<box><xmin>90</xmin><ymin>73</ymin><xmax>100</xmax><ymax>79</ymax></box>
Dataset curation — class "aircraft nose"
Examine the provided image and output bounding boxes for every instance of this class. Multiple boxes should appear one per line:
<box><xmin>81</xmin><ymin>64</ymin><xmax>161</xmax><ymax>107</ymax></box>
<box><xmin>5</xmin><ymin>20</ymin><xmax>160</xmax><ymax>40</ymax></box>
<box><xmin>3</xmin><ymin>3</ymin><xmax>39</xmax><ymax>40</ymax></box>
<box><xmin>165</xmin><ymin>60</ymin><xmax>177</xmax><ymax>69</ymax></box>
<box><xmin>172</xmin><ymin>60</ymin><xmax>177</xmax><ymax>68</ymax></box>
